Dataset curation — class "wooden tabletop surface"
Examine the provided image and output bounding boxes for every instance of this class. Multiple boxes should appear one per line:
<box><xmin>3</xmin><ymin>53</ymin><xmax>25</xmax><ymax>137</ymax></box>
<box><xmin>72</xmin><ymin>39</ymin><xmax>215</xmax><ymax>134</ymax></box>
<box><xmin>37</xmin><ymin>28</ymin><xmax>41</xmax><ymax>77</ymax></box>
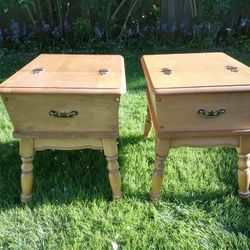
<box><xmin>0</xmin><ymin>54</ymin><xmax>126</xmax><ymax>94</ymax></box>
<box><xmin>141</xmin><ymin>52</ymin><xmax>250</xmax><ymax>94</ymax></box>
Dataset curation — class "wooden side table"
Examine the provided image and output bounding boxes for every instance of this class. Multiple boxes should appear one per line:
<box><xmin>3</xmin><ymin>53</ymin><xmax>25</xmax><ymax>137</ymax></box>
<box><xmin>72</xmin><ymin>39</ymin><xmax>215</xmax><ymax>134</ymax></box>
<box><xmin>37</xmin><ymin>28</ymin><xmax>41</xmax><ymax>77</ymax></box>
<box><xmin>0</xmin><ymin>54</ymin><xmax>126</xmax><ymax>202</ymax></box>
<box><xmin>141</xmin><ymin>52</ymin><xmax>250</xmax><ymax>201</ymax></box>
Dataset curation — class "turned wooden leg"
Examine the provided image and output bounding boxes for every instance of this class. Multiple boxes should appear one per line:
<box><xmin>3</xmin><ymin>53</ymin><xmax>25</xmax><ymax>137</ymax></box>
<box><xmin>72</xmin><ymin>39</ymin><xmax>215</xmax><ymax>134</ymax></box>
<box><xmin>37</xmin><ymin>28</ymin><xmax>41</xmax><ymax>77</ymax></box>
<box><xmin>144</xmin><ymin>106</ymin><xmax>152</xmax><ymax>138</ymax></box>
<box><xmin>103</xmin><ymin>138</ymin><xmax>122</xmax><ymax>200</ymax></box>
<box><xmin>20</xmin><ymin>138</ymin><xmax>34</xmax><ymax>203</ymax></box>
<box><xmin>237</xmin><ymin>137</ymin><xmax>250</xmax><ymax>198</ymax></box>
<box><xmin>150</xmin><ymin>139</ymin><xmax>170</xmax><ymax>202</ymax></box>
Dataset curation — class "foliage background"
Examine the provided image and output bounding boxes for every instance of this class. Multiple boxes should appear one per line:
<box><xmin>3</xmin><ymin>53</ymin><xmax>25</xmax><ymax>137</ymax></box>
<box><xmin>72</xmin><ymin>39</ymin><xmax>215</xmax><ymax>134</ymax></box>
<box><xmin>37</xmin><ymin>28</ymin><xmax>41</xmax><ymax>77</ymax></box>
<box><xmin>0</xmin><ymin>50</ymin><xmax>249</xmax><ymax>249</ymax></box>
<box><xmin>0</xmin><ymin>1</ymin><xmax>250</xmax><ymax>249</ymax></box>
<box><xmin>0</xmin><ymin>0</ymin><xmax>249</xmax><ymax>51</ymax></box>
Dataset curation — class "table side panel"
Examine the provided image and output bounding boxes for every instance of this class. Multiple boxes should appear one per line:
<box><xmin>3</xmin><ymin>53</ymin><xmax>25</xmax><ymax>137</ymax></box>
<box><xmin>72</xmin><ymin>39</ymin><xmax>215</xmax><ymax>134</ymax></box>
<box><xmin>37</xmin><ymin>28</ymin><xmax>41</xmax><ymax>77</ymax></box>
<box><xmin>169</xmin><ymin>136</ymin><xmax>240</xmax><ymax>148</ymax></box>
<box><xmin>34</xmin><ymin>137</ymin><xmax>103</xmax><ymax>151</ymax></box>
<box><xmin>153</xmin><ymin>92</ymin><xmax>250</xmax><ymax>133</ymax></box>
<box><xmin>146</xmin><ymin>89</ymin><xmax>159</xmax><ymax>134</ymax></box>
<box><xmin>2</xmin><ymin>94</ymin><xmax>120</xmax><ymax>134</ymax></box>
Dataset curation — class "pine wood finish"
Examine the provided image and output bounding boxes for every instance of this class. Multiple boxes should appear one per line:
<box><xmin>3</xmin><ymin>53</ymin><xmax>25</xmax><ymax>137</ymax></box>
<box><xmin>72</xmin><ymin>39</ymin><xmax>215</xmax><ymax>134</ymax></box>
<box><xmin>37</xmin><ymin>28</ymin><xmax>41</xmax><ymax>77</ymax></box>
<box><xmin>144</xmin><ymin>106</ymin><xmax>152</xmax><ymax>138</ymax></box>
<box><xmin>0</xmin><ymin>54</ymin><xmax>126</xmax><ymax>94</ymax></box>
<box><xmin>142</xmin><ymin>53</ymin><xmax>250</xmax><ymax>94</ymax></box>
<box><xmin>141</xmin><ymin>52</ymin><xmax>250</xmax><ymax>201</ymax></box>
<box><xmin>0</xmin><ymin>54</ymin><xmax>126</xmax><ymax>202</ymax></box>
<box><xmin>3</xmin><ymin>94</ymin><xmax>120</xmax><ymax>135</ymax></box>
<box><xmin>20</xmin><ymin>138</ymin><xmax>34</xmax><ymax>202</ymax></box>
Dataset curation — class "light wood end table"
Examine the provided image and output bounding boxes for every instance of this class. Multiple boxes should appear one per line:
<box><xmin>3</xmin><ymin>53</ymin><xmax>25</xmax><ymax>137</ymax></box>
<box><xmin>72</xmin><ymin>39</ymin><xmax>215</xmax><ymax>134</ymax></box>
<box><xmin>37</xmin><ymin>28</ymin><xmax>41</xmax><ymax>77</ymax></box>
<box><xmin>141</xmin><ymin>52</ymin><xmax>250</xmax><ymax>201</ymax></box>
<box><xmin>0</xmin><ymin>54</ymin><xmax>126</xmax><ymax>202</ymax></box>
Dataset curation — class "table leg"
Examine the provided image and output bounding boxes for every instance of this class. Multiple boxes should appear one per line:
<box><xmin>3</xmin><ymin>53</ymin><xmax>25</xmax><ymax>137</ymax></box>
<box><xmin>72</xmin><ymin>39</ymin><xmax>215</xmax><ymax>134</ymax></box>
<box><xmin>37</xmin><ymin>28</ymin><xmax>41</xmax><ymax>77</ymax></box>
<box><xmin>150</xmin><ymin>138</ymin><xmax>170</xmax><ymax>201</ymax></box>
<box><xmin>103</xmin><ymin>138</ymin><xmax>122</xmax><ymax>200</ymax></box>
<box><xmin>237</xmin><ymin>137</ymin><xmax>250</xmax><ymax>198</ymax></box>
<box><xmin>144</xmin><ymin>106</ymin><xmax>152</xmax><ymax>138</ymax></box>
<box><xmin>20</xmin><ymin>138</ymin><xmax>34</xmax><ymax>203</ymax></box>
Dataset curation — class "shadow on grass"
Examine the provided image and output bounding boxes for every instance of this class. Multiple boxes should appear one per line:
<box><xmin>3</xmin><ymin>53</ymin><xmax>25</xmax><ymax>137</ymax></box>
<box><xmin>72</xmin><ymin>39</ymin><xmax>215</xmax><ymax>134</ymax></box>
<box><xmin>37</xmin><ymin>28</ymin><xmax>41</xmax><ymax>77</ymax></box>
<box><xmin>118</xmin><ymin>134</ymin><xmax>146</xmax><ymax>148</ymax></box>
<box><xmin>0</xmin><ymin>135</ymin><xmax>147</xmax><ymax>210</ymax></box>
<box><xmin>161</xmin><ymin>190</ymin><xmax>250</xmax><ymax>235</ymax></box>
<box><xmin>0</xmin><ymin>134</ymin><xmax>150</xmax><ymax>209</ymax></box>
<box><xmin>0</xmin><ymin>138</ymin><xmax>249</xmax><ymax>211</ymax></box>
<box><xmin>0</xmin><ymin>140</ymin><xmax>20</xmax><ymax>207</ymax></box>
<box><xmin>0</xmin><ymin>140</ymin><xmax>121</xmax><ymax>210</ymax></box>
<box><xmin>119</xmin><ymin>136</ymin><xmax>249</xmax><ymax>207</ymax></box>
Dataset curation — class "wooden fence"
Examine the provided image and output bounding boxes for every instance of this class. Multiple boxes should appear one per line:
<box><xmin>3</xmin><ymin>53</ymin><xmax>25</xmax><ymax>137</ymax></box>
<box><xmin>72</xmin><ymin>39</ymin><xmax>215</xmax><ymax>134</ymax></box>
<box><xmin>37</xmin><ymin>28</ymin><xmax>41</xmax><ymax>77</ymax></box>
<box><xmin>160</xmin><ymin>0</ymin><xmax>250</xmax><ymax>32</ymax></box>
<box><xmin>0</xmin><ymin>1</ymin><xmax>249</xmax><ymax>32</ymax></box>
<box><xmin>160</xmin><ymin>0</ymin><xmax>193</xmax><ymax>31</ymax></box>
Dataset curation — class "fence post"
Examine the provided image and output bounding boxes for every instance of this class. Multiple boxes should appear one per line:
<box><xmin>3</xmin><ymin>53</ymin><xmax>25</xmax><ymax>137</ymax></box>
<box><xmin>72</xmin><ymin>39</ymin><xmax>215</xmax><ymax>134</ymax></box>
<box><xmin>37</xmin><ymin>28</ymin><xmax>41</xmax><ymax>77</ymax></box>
<box><xmin>160</xmin><ymin>0</ymin><xmax>176</xmax><ymax>32</ymax></box>
<box><xmin>160</xmin><ymin>0</ymin><xmax>194</xmax><ymax>33</ymax></box>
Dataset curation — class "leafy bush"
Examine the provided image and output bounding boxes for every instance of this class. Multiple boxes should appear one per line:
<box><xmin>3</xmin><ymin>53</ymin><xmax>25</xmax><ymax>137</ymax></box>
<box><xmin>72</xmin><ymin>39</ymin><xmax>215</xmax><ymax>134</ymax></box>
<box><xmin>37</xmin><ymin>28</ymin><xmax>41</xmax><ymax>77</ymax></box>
<box><xmin>194</xmin><ymin>0</ymin><xmax>250</xmax><ymax>48</ymax></box>
<box><xmin>0</xmin><ymin>0</ymin><xmax>249</xmax><ymax>50</ymax></box>
<box><xmin>0</xmin><ymin>1</ymin><xmax>160</xmax><ymax>48</ymax></box>
<box><xmin>0</xmin><ymin>0</ymin><xmax>13</xmax><ymax>12</ymax></box>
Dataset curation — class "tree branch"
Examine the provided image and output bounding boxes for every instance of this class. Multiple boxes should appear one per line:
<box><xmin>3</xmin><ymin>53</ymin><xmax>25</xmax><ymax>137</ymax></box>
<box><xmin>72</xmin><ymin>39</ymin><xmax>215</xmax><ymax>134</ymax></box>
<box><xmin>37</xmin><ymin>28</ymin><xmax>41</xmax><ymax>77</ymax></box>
<box><xmin>111</xmin><ymin>0</ymin><xmax>128</xmax><ymax>21</ymax></box>
<box><xmin>117</xmin><ymin>0</ymin><xmax>138</xmax><ymax>41</ymax></box>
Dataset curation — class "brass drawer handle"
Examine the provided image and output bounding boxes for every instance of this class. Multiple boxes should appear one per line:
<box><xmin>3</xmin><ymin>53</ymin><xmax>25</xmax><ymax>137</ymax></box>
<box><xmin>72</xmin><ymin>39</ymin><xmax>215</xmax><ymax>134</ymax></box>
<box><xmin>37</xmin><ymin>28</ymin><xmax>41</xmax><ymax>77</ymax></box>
<box><xmin>49</xmin><ymin>110</ymin><xmax>79</xmax><ymax>118</ymax></box>
<box><xmin>197</xmin><ymin>108</ymin><xmax>226</xmax><ymax>118</ymax></box>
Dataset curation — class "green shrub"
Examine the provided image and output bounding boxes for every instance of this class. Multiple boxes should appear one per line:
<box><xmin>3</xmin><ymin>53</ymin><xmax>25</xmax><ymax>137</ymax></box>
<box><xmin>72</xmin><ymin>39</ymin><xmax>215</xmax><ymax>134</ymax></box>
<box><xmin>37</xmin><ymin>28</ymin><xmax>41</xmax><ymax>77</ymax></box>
<box><xmin>0</xmin><ymin>0</ymin><xmax>249</xmax><ymax>50</ymax></box>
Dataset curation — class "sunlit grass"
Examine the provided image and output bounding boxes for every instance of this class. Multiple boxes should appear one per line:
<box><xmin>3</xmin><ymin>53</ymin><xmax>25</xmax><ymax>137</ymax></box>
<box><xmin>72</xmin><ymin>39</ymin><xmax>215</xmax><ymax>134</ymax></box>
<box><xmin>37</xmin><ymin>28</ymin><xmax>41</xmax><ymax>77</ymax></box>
<box><xmin>0</xmin><ymin>50</ymin><xmax>249</xmax><ymax>249</ymax></box>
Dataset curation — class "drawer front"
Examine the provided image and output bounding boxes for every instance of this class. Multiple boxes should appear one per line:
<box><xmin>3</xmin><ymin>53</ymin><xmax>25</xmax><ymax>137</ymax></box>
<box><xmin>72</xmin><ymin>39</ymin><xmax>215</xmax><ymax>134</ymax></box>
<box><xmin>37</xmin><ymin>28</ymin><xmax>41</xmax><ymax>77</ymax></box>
<box><xmin>3</xmin><ymin>94</ymin><xmax>120</xmax><ymax>134</ymax></box>
<box><xmin>154</xmin><ymin>92</ymin><xmax>250</xmax><ymax>133</ymax></box>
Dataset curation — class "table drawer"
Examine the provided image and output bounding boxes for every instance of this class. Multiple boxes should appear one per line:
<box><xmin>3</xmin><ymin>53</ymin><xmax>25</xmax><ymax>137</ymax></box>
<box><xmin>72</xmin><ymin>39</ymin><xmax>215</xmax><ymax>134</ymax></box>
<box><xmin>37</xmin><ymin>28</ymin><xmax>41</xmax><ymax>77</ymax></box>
<box><xmin>153</xmin><ymin>92</ymin><xmax>250</xmax><ymax>133</ymax></box>
<box><xmin>2</xmin><ymin>94</ymin><xmax>120</xmax><ymax>135</ymax></box>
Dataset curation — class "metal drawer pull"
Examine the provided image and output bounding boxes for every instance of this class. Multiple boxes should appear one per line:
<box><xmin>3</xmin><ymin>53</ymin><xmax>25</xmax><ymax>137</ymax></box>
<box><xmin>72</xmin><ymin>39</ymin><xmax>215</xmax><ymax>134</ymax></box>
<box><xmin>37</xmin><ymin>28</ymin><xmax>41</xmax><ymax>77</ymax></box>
<box><xmin>197</xmin><ymin>108</ymin><xmax>226</xmax><ymax>118</ymax></box>
<box><xmin>99</xmin><ymin>68</ymin><xmax>109</xmax><ymax>75</ymax></box>
<box><xmin>49</xmin><ymin>110</ymin><xmax>79</xmax><ymax>118</ymax></box>
<box><xmin>225</xmin><ymin>65</ymin><xmax>239</xmax><ymax>72</ymax></box>
<box><xmin>31</xmin><ymin>67</ymin><xmax>43</xmax><ymax>74</ymax></box>
<box><xmin>161</xmin><ymin>68</ymin><xmax>172</xmax><ymax>75</ymax></box>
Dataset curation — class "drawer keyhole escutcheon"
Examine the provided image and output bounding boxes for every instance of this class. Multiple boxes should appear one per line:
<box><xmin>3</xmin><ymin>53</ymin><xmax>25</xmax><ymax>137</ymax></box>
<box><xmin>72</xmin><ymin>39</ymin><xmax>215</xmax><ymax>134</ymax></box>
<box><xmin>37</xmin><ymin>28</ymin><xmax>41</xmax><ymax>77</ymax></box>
<box><xmin>99</xmin><ymin>68</ymin><xmax>109</xmax><ymax>76</ymax></box>
<box><xmin>197</xmin><ymin>108</ymin><xmax>226</xmax><ymax>118</ymax></box>
<box><xmin>49</xmin><ymin>110</ymin><xmax>79</xmax><ymax>118</ymax></box>
<box><xmin>31</xmin><ymin>67</ymin><xmax>43</xmax><ymax>74</ymax></box>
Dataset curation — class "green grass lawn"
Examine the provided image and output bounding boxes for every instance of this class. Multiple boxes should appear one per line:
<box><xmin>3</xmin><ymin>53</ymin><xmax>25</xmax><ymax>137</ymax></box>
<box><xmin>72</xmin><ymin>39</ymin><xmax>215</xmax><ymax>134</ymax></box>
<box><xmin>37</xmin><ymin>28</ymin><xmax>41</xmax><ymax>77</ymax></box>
<box><xmin>0</xmin><ymin>50</ymin><xmax>250</xmax><ymax>249</ymax></box>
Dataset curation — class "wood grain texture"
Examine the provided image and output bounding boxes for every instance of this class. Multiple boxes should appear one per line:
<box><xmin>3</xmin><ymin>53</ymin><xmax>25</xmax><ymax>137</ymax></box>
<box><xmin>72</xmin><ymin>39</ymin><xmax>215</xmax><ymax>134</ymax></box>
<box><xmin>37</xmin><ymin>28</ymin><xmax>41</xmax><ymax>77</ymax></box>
<box><xmin>0</xmin><ymin>54</ymin><xmax>126</xmax><ymax>94</ymax></box>
<box><xmin>144</xmin><ymin>106</ymin><xmax>152</xmax><ymax>138</ymax></box>
<box><xmin>141</xmin><ymin>52</ymin><xmax>250</xmax><ymax>94</ymax></box>
<box><xmin>169</xmin><ymin>136</ymin><xmax>240</xmax><ymax>148</ymax></box>
<box><xmin>237</xmin><ymin>136</ymin><xmax>250</xmax><ymax>198</ymax></box>
<box><xmin>13</xmin><ymin>131</ymin><xmax>119</xmax><ymax>138</ymax></box>
<box><xmin>3</xmin><ymin>94</ymin><xmax>120</xmax><ymax>135</ymax></box>
<box><xmin>1</xmin><ymin>54</ymin><xmax>125</xmax><ymax>202</ymax></box>
<box><xmin>34</xmin><ymin>137</ymin><xmax>103</xmax><ymax>151</ymax></box>
<box><xmin>143</xmin><ymin>52</ymin><xmax>250</xmax><ymax>200</ymax></box>
<box><xmin>155</xmin><ymin>92</ymin><xmax>250</xmax><ymax>133</ymax></box>
<box><xmin>146</xmin><ymin>89</ymin><xmax>250</xmax><ymax>138</ymax></box>
<box><xmin>20</xmin><ymin>138</ymin><xmax>34</xmax><ymax>203</ymax></box>
<box><xmin>150</xmin><ymin>139</ymin><xmax>170</xmax><ymax>202</ymax></box>
<box><xmin>103</xmin><ymin>138</ymin><xmax>122</xmax><ymax>200</ymax></box>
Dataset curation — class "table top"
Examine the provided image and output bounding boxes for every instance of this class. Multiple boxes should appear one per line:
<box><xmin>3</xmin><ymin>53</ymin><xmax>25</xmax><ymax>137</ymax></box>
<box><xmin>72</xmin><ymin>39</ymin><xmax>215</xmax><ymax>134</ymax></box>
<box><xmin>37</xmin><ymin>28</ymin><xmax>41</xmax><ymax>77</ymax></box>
<box><xmin>0</xmin><ymin>54</ymin><xmax>126</xmax><ymax>94</ymax></box>
<box><xmin>141</xmin><ymin>52</ymin><xmax>250</xmax><ymax>94</ymax></box>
